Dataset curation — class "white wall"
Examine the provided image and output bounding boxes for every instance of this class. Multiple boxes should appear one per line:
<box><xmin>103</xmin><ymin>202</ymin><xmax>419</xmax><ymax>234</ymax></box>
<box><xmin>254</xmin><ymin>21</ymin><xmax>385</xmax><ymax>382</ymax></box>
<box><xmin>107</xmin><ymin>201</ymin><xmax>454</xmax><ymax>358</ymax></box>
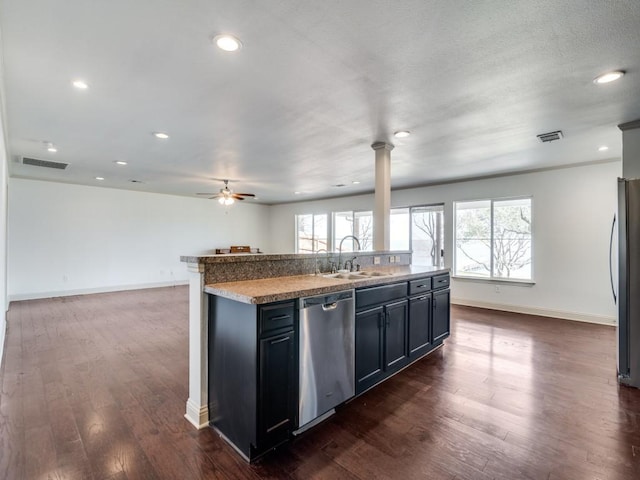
<box><xmin>7</xmin><ymin>178</ymin><xmax>271</xmax><ymax>300</ymax></box>
<box><xmin>0</xmin><ymin>91</ymin><xmax>7</xmax><ymax>364</ymax></box>
<box><xmin>269</xmin><ymin>161</ymin><xmax>621</xmax><ymax>324</ymax></box>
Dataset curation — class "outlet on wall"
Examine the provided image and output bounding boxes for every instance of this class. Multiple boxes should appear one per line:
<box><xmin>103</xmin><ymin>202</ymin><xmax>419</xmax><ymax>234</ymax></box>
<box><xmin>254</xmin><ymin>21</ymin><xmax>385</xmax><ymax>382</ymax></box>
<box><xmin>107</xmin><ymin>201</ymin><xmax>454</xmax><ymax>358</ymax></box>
<box><xmin>495</xmin><ymin>285</ymin><xmax>500</xmax><ymax>293</ymax></box>
<box><xmin>374</xmin><ymin>256</ymin><xmax>381</xmax><ymax>265</ymax></box>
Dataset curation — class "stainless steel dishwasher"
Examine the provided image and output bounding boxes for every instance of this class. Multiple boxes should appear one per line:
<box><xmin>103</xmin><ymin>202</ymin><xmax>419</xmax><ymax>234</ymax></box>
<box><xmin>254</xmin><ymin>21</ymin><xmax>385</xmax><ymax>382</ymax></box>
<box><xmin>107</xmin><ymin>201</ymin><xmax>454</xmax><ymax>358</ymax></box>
<box><xmin>298</xmin><ymin>289</ymin><xmax>355</xmax><ymax>429</ymax></box>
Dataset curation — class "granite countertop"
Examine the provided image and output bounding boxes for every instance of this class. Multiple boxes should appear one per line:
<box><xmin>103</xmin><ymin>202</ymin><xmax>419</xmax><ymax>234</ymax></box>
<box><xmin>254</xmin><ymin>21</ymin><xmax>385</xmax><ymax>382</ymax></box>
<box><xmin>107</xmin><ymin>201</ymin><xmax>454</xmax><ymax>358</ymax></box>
<box><xmin>181</xmin><ymin>251</ymin><xmax>411</xmax><ymax>264</ymax></box>
<box><xmin>204</xmin><ymin>265</ymin><xmax>449</xmax><ymax>304</ymax></box>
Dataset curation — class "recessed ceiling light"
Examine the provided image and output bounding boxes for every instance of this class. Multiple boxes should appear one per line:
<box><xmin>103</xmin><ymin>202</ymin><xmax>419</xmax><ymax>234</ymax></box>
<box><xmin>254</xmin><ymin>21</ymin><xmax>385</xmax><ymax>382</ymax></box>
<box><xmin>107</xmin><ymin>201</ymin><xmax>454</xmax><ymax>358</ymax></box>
<box><xmin>294</xmin><ymin>191</ymin><xmax>302</xmax><ymax>195</ymax></box>
<box><xmin>593</xmin><ymin>70</ymin><xmax>625</xmax><ymax>84</ymax></box>
<box><xmin>153</xmin><ymin>132</ymin><xmax>169</xmax><ymax>139</ymax></box>
<box><xmin>213</xmin><ymin>34</ymin><xmax>242</xmax><ymax>52</ymax></box>
<box><xmin>95</xmin><ymin>176</ymin><xmax>105</xmax><ymax>181</ymax></box>
<box><xmin>394</xmin><ymin>130</ymin><xmax>411</xmax><ymax>138</ymax></box>
<box><xmin>72</xmin><ymin>79</ymin><xmax>89</xmax><ymax>89</ymax></box>
<box><xmin>47</xmin><ymin>145</ymin><xmax>57</xmax><ymax>153</ymax></box>
<box><xmin>598</xmin><ymin>145</ymin><xmax>609</xmax><ymax>152</ymax></box>
<box><xmin>352</xmin><ymin>181</ymin><xmax>361</xmax><ymax>185</ymax></box>
<box><xmin>115</xmin><ymin>160</ymin><xmax>128</xmax><ymax>165</ymax></box>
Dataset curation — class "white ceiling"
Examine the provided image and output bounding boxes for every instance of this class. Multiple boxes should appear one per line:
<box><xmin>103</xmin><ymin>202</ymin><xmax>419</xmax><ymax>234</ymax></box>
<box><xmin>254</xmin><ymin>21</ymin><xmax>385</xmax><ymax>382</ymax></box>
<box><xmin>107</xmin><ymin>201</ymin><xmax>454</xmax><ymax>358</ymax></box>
<box><xmin>1</xmin><ymin>0</ymin><xmax>639</xmax><ymax>204</ymax></box>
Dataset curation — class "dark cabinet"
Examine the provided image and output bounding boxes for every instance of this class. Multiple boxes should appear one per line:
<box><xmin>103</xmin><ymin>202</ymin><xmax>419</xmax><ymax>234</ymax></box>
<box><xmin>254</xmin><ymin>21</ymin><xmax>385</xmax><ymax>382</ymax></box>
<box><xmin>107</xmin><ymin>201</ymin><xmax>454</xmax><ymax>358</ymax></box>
<box><xmin>409</xmin><ymin>294</ymin><xmax>432</xmax><ymax>358</ymax></box>
<box><xmin>208</xmin><ymin>296</ymin><xmax>296</xmax><ymax>462</ymax></box>
<box><xmin>355</xmin><ymin>284</ymin><xmax>409</xmax><ymax>394</ymax></box>
<box><xmin>258</xmin><ymin>330</ymin><xmax>296</xmax><ymax>449</ymax></box>
<box><xmin>432</xmin><ymin>288</ymin><xmax>450</xmax><ymax>343</ymax></box>
<box><xmin>384</xmin><ymin>299</ymin><xmax>409</xmax><ymax>371</ymax></box>
<box><xmin>355</xmin><ymin>306</ymin><xmax>385</xmax><ymax>393</ymax></box>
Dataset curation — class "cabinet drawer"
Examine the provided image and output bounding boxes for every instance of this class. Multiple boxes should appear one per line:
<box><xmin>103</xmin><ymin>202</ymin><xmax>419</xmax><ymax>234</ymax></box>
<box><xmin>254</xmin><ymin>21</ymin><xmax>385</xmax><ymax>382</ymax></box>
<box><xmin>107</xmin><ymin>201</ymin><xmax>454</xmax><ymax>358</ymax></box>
<box><xmin>409</xmin><ymin>277</ymin><xmax>432</xmax><ymax>295</ymax></box>
<box><xmin>356</xmin><ymin>282</ymin><xmax>407</xmax><ymax>310</ymax></box>
<box><xmin>432</xmin><ymin>274</ymin><xmax>450</xmax><ymax>290</ymax></box>
<box><xmin>259</xmin><ymin>302</ymin><xmax>295</xmax><ymax>335</ymax></box>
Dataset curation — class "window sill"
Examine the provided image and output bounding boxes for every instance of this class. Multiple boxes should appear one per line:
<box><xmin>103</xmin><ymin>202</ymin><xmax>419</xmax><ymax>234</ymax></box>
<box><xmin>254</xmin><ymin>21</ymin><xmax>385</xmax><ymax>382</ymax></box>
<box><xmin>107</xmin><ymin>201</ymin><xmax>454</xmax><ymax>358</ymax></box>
<box><xmin>452</xmin><ymin>275</ymin><xmax>535</xmax><ymax>286</ymax></box>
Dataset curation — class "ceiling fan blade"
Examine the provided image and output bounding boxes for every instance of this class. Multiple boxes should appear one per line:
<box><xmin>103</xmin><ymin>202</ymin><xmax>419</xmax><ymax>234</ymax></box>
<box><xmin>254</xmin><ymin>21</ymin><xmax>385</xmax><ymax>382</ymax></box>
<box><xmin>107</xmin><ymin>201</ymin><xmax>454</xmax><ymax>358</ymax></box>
<box><xmin>231</xmin><ymin>195</ymin><xmax>246</xmax><ymax>200</ymax></box>
<box><xmin>196</xmin><ymin>193</ymin><xmax>217</xmax><ymax>196</ymax></box>
<box><xmin>234</xmin><ymin>193</ymin><xmax>256</xmax><ymax>197</ymax></box>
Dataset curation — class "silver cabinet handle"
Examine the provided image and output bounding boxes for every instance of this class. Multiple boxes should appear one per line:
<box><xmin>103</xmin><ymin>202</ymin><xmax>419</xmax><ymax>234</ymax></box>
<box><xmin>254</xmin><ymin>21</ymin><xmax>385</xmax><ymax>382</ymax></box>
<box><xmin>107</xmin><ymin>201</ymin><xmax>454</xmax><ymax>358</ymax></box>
<box><xmin>269</xmin><ymin>336</ymin><xmax>290</xmax><ymax>345</ymax></box>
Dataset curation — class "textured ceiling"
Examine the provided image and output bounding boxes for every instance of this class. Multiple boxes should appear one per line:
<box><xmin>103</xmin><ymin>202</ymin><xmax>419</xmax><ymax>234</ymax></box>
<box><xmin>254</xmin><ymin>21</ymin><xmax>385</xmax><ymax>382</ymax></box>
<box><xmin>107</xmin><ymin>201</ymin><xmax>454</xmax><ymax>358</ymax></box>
<box><xmin>2</xmin><ymin>0</ymin><xmax>639</xmax><ymax>204</ymax></box>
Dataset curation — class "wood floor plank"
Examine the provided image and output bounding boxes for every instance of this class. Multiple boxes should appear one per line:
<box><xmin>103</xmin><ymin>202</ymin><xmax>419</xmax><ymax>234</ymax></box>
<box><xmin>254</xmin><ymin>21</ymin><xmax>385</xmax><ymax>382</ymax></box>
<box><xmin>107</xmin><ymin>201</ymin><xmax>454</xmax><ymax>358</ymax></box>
<box><xmin>2</xmin><ymin>289</ymin><xmax>640</xmax><ymax>479</ymax></box>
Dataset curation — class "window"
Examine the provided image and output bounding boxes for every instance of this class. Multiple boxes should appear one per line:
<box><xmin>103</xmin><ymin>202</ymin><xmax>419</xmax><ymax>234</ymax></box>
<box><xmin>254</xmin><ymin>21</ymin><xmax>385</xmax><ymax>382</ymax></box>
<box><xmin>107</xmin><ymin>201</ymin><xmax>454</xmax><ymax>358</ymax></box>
<box><xmin>333</xmin><ymin>211</ymin><xmax>373</xmax><ymax>252</ymax></box>
<box><xmin>390</xmin><ymin>205</ymin><xmax>444</xmax><ymax>267</ymax></box>
<box><xmin>295</xmin><ymin>214</ymin><xmax>328</xmax><ymax>253</ymax></box>
<box><xmin>390</xmin><ymin>208</ymin><xmax>410</xmax><ymax>250</ymax></box>
<box><xmin>454</xmin><ymin>198</ymin><xmax>532</xmax><ymax>280</ymax></box>
<box><xmin>411</xmin><ymin>205</ymin><xmax>444</xmax><ymax>267</ymax></box>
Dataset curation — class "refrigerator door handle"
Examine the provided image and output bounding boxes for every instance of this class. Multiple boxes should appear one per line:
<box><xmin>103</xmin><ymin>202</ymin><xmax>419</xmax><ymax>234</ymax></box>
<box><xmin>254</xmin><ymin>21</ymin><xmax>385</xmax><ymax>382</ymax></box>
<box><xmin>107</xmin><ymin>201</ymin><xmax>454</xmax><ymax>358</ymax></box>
<box><xmin>610</xmin><ymin>213</ymin><xmax>617</xmax><ymax>304</ymax></box>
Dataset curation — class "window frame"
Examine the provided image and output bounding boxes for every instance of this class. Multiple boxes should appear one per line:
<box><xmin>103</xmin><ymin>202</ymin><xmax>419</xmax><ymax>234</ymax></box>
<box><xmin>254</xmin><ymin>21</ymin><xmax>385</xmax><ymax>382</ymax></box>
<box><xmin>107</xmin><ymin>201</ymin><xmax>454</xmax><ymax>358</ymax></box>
<box><xmin>453</xmin><ymin>196</ymin><xmax>533</xmax><ymax>283</ymax></box>
<box><xmin>390</xmin><ymin>203</ymin><xmax>445</xmax><ymax>267</ymax></box>
<box><xmin>332</xmin><ymin>210</ymin><xmax>374</xmax><ymax>252</ymax></box>
<box><xmin>295</xmin><ymin>213</ymin><xmax>328</xmax><ymax>253</ymax></box>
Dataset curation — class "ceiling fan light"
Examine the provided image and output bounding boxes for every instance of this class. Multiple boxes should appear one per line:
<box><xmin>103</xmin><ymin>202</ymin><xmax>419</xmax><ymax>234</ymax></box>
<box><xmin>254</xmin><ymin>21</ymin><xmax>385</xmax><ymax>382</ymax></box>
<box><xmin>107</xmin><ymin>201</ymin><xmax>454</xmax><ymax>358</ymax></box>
<box><xmin>218</xmin><ymin>196</ymin><xmax>226</xmax><ymax>205</ymax></box>
<box><xmin>224</xmin><ymin>197</ymin><xmax>235</xmax><ymax>206</ymax></box>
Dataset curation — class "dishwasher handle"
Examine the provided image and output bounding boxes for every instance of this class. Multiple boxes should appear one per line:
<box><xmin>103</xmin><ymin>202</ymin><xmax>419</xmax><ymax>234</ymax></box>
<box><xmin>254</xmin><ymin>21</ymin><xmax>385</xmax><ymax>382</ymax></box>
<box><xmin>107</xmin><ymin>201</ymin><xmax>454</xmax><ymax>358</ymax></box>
<box><xmin>322</xmin><ymin>302</ymin><xmax>338</xmax><ymax>311</ymax></box>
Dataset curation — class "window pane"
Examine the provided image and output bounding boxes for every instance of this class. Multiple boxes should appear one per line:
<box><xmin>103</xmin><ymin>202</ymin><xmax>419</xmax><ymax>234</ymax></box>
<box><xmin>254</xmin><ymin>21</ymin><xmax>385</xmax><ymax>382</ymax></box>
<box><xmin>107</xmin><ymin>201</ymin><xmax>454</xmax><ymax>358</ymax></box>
<box><xmin>455</xmin><ymin>201</ymin><xmax>491</xmax><ymax>277</ymax></box>
<box><xmin>334</xmin><ymin>211</ymin><xmax>373</xmax><ymax>252</ymax></box>
<box><xmin>390</xmin><ymin>208</ymin><xmax>410</xmax><ymax>250</ymax></box>
<box><xmin>412</xmin><ymin>205</ymin><xmax>444</xmax><ymax>267</ymax></box>
<box><xmin>296</xmin><ymin>214</ymin><xmax>314</xmax><ymax>253</ymax></box>
<box><xmin>333</xmin><ymin>211</ymin><xmax>354</xmax><ymax>251</ymax></box>
<box><xmin>354</xmin><ymin>211</ymin><xmax>373</xmax><ymax>251</ymax></box>
<box><xmin>314</xmin><ymin>214</ymin><xmax>328</xmax><ymax>252</ymax></box>
<box><xmin>493</xmin><ymin>199</ymin><xmax>531</xmax><ymax>279</ymax></box>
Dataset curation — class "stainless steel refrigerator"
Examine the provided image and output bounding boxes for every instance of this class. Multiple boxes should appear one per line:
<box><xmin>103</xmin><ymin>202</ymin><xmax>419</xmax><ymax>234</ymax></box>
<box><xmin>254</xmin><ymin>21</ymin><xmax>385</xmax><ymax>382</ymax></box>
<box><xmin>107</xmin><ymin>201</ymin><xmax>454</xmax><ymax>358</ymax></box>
<box><xmin>615</xmin><ymin>178</ymin><xmax>640</xmax><ymax>387</ymax></box>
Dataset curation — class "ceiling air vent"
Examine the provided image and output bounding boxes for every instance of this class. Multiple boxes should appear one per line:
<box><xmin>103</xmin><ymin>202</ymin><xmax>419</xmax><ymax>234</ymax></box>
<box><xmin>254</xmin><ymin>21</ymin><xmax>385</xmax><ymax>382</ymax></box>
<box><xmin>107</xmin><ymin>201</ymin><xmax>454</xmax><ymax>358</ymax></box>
<box><xmin>20</xmin><ymin>156</ymin><xmax>69</xmax><ymax>170</ymax></box>
<box><xmin>537</xmin><ymin>130</ymin><xmax>563</xmax><ymax>143</ymax></box>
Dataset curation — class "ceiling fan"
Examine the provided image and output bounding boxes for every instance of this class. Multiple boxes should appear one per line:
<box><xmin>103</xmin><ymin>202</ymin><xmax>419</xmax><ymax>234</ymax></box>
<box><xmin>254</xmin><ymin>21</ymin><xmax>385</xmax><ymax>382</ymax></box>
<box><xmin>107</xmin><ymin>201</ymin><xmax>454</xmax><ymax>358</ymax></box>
<box><xmin>197</xmin><ymin>179</ymin><xmax>256</xmax><ymax>205</ymax></box>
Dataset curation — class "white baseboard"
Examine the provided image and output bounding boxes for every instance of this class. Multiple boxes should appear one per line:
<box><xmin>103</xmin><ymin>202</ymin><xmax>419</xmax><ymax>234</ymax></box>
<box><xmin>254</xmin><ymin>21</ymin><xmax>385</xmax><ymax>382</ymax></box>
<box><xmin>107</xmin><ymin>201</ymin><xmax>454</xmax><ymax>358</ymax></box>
<box><xmin>8</xmin><ymin>280</ymin><xmax>189</xmax><ymax>303</ymax></box>
<box><xmin>451</xmin><ymin>297</ymin><xmax>616</xmax><ymax>326</ymax></box>
<box><xmin>185</xmin><ymin>398</ymin><xmax>209</xmax><ymax>429</ymax></box>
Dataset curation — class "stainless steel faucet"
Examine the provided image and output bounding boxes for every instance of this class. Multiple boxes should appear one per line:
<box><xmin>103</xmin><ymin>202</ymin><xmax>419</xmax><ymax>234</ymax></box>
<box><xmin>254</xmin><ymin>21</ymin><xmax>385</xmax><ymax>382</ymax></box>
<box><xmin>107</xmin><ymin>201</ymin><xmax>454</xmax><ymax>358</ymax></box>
<box><xmin>344</xmin><ymin>257</ymin><xmax>357</xmax><ymax>272</ymax></box>
<box><xmin>338</xmin><ymin>235</ymin><xmax>361</xmax><ymax>271</ymax></box>
<box><xmin>313</xmin><ymin>248</ymin><xmax>328</xmax><ymax>275</ymax></box>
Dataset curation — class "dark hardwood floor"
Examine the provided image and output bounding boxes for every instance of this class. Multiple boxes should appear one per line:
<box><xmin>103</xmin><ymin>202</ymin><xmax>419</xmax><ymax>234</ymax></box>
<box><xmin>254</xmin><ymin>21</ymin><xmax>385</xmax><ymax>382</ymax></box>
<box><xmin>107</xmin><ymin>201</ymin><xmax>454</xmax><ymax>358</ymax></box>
<box><xmin>1</xmin><ymin>286</ymin><xmax>639</xmax><ymax>479</ymax></box>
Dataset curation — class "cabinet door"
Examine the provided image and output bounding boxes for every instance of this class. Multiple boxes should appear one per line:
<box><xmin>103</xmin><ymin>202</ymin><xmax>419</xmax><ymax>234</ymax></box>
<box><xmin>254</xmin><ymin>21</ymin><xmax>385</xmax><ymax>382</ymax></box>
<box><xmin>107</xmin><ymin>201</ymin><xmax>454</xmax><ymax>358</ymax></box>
<box><xmin>384</xmin><ymin>299</ymin><xmax>409</xmax><ymax>371</ymax></box>
<box><xmin>258</xmin><ymin>330</ymin><xmax>295</xmax><ymax>450</ymax></box>
<box><xmin>432</xmin><ymin>289</ymin><xmax>450</xmax><ymax>343</ymax></box>
<box><xmin>409</xmin><ymin>294</ymin><xmax>432</xmax><ymax>358</ymax></box>
<box><xmin>355</xmin><ymin>306</ymin><xmax>385</xmax><ymax>394</ymax></box>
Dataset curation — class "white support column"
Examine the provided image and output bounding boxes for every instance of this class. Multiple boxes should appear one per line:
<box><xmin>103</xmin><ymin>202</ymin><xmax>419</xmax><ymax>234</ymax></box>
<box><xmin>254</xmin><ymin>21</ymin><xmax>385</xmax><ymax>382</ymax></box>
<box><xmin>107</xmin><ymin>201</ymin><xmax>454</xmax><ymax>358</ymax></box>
<box><xmin>184</xmin><ymin>262</ymin><xmax>209</xmax><ymax>429</ymax></box>
<box><xmin>372</xmin><ymin>141</ymin><xmax>394</xmax><ymax>251</ymax></box>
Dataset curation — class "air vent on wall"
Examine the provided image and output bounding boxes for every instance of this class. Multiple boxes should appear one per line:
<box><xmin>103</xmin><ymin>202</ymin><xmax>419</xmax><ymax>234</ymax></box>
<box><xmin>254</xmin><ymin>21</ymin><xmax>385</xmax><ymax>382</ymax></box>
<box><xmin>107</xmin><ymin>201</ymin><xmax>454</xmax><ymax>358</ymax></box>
<box><xmin>20</xmin><ymin>156</ymin><xmax>69</xmax><ymax>170</ymax></box>
<box><xmin>537</xmin><ymin>130</ymin><xmax>564</xmax><ymax>143</ymax></box>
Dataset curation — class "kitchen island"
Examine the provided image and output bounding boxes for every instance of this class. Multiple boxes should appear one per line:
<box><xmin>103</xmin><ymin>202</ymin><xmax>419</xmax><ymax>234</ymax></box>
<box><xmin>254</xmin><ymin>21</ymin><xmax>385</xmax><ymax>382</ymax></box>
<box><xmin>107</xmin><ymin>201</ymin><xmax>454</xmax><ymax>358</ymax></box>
<box><xmin>181</xmin><ymin>253</ymin><xmax>449</xmax><ymax>461</ymax></box>
<box><xmin>208</xmin><ymin>265</ymin><xmax>449</xmax><ymax>460</ymax></box>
